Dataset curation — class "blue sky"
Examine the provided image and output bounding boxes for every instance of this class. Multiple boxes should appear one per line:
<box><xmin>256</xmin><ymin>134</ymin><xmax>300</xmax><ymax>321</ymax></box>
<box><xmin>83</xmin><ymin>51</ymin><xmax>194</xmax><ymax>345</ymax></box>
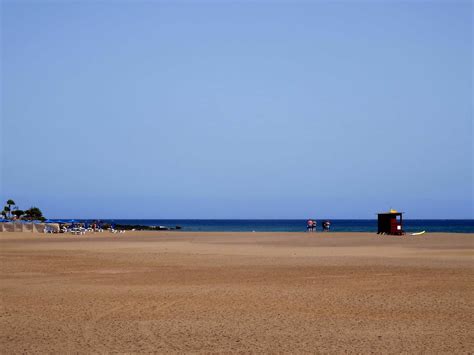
<box><xmin>1</xmin><ymin>0</ymin><xmax>472</xmax><ymax>219</ymax></box>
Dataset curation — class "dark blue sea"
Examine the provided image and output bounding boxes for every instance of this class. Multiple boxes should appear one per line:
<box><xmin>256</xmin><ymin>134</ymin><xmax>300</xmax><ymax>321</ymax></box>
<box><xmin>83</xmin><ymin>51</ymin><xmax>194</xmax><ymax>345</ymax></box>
<box><xmin>86</xmin><ymin>219</ymin><xmax>473</xmax><ymax>233</ymax></box>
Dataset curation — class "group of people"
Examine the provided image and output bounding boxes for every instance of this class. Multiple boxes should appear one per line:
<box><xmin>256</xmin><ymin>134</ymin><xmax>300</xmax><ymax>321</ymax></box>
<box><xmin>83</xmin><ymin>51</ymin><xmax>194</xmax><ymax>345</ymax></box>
<box><xmin>307</xmin><ymin>219</ymin><xmax>331</xmax><ymax>232</ymax></box>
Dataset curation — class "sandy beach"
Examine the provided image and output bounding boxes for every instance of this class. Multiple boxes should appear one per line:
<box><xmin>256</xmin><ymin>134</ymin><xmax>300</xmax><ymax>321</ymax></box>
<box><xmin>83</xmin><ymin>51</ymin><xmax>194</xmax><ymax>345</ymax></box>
<box><xmin>0</xmin><ymin>231</ymin><xmax>472</xmax><ymax>353</ymax></box>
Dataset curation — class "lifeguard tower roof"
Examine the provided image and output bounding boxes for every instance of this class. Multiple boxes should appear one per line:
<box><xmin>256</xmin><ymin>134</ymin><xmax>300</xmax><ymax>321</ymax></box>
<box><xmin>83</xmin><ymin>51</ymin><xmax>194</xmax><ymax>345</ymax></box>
<box><xmin>377</xmin><ymin>209</ymin><xmax>404</xmax><ymax>215</ymax></box>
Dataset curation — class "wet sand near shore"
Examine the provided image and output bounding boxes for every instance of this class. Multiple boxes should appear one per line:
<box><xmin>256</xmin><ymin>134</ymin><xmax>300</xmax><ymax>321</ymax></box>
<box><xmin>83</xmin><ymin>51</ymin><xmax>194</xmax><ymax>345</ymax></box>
<box><xmin>1</xmin><ymin>231</ymin><xmax>473</xmax><ymax>353</ymax></box>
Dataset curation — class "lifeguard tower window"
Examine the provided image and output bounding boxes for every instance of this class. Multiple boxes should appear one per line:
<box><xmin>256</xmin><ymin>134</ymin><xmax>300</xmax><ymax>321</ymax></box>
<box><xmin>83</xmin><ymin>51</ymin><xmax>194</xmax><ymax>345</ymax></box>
<box><xmin>377</xmin><ymin>212</ymin><xmax>404</xmax><ymax>235</ymax></box>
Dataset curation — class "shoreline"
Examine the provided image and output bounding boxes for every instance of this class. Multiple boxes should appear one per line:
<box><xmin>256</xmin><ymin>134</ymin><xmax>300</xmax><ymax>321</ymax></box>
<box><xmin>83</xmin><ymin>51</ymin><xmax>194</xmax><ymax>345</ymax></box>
<box><xmin>1</xmin><ymin>230</ymin><xmax>472</xmax><ymax>238</ymax></box>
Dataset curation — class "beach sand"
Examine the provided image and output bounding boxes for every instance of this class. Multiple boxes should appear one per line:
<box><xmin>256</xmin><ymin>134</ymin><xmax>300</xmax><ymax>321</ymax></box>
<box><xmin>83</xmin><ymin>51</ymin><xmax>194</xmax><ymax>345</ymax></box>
<box><xmin>1</xmin><ymin>231</ymin><xmax>472</xmax><ymax>353</ymax></box>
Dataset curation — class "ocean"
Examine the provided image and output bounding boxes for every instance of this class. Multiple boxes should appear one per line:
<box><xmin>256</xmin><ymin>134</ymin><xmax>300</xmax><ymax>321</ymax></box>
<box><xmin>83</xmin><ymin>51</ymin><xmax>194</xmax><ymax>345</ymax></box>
<box><xmin>91</xmin><ymin>219</ymin><xmax>474</xmax><ymax>233</ymax></box>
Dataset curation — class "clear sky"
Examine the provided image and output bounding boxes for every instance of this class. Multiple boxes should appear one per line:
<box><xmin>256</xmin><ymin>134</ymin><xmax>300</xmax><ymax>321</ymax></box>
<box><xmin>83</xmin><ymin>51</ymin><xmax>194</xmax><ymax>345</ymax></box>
<box><xmin>1</xmin><ymin>0</ymin><xmax>472</xmax><ymax>219</ymax></box>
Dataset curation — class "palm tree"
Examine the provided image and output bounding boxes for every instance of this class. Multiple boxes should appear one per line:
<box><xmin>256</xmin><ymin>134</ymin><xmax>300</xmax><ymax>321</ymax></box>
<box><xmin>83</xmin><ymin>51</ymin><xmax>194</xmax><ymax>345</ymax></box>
<box><xmin>3</xmin><ymin>206</ymin><xmax>11</xmax><ymax>219</ymax></box>
<box><xmin>5</xmin><ymin>200</ymin><xmax>15</xmax><ymax>219</ymax></box>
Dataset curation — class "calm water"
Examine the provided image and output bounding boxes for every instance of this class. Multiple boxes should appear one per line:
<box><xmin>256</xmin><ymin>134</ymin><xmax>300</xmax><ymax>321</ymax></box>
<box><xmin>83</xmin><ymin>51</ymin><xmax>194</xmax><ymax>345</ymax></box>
<box><xmin>89</xmin><ymin>219</ymin><xmax>474</xmax><ymax>233</ymax></box>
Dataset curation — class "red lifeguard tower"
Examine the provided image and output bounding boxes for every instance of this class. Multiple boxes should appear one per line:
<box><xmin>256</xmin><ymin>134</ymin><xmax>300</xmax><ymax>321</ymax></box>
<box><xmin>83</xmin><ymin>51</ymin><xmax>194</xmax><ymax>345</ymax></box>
<box><xmin>377</xmin><ymin>210</ymin><xmax>405</xmax><ymax>235</ymax></box>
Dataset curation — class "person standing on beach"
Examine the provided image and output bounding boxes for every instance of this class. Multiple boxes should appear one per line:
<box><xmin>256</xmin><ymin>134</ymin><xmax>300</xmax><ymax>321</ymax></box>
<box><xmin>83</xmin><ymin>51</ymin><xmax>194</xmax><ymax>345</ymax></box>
<box><xmin>312</xmin><ymin>220</ymin><xmax>317</xmax><ymax>232</ymax></box>
<box><xmin>307</xmin><ymin>219</ymin><xmax>313</xmax><ymax>232</ymax></box>
<box><xmin>323</xmin><ymin>220</ymin><xmax>331</xmax><ymax>232</ymax></box>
